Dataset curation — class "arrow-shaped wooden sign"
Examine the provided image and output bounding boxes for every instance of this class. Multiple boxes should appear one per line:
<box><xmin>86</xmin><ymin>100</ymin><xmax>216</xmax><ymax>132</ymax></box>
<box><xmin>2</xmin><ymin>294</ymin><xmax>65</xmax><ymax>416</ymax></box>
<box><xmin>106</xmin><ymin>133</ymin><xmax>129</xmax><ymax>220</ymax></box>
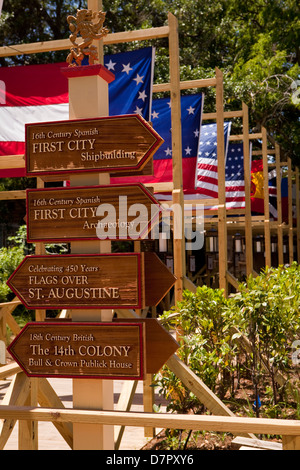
<box><xmin>114</xmin><ymin>318</ymin><xmax>179</xmax><ymax>374</ymax></box>
<box><xmin>26</xmin><ymin>183</ymin><xmax>162</xmax><ymax>242</ymax></box>
<box><xmin>25</xmin><ymin>114</ymin><xmax>163</xmax><ymax>176</ymax></box>
<box><xmin>7</xmin><ymin>322</ymin><xmax>145</xmax><ymax>380</ymax></box>
<box><xmin>7</xmin><ymin>253</ymin><xmax>176</xmax><ymax>310</ymax></box>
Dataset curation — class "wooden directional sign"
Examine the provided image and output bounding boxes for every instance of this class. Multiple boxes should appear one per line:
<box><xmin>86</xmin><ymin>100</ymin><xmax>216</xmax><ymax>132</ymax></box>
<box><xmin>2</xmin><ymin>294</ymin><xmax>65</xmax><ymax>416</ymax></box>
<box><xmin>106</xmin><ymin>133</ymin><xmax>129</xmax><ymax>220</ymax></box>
<box><xmin>114</xmin><ymin>318</ymin><xmax>179</xmax><ymax>374</ymax></box>
<box><xmin>7</xmin><ymin>322</ymin><xmax>145</xmax><ymax>380</ymax></box>
<box><xmin>7</xmin><ymin>253</ymin><xmax>176</xmax><ymax>310</ymax></box>
<box><xmin>26</xmin><ymin>183</ymin><xmax>162</xmax><ymax>242</ymax></box>
<box><xmin>25</xmin><ymin>114</ymin><xmax>163</xmax><ymax>176</ymax></box>
<box><xmin>7</xmin><ymin>253</ymin><xmax>142</xmax><ymax>310</ymax></box>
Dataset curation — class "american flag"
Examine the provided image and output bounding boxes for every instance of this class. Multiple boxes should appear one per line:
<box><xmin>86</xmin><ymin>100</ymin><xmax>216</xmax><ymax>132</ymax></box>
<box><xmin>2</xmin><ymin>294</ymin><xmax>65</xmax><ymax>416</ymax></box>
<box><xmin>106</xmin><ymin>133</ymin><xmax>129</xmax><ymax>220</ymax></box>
<box><xmin>195</xmin><ymin>123</ymin><xmax>252</xmax><ymax>210</ymax></box>
<box><xmin>225</xmin><ymin>142</ymin><xmax>246</xmax><ymax>209</ymax></box>
<box><xmin>0</xmin><ymin>47</ymin><xmax>154</xmax><ymax>177</ymax></box>
<box><xmin>195</xmin><ymin>121</ymin><xmax>230</xmax><ymax>196</ymax></box>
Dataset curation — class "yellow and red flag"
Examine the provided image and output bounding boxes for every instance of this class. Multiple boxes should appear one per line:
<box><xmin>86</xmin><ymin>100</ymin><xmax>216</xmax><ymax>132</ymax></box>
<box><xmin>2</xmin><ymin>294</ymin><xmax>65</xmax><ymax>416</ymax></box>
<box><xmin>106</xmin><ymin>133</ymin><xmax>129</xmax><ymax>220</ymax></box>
<box><xmin>251</xmin><ymin>159</ymin><xmax>265</xmax><ymax>213</ymax></box>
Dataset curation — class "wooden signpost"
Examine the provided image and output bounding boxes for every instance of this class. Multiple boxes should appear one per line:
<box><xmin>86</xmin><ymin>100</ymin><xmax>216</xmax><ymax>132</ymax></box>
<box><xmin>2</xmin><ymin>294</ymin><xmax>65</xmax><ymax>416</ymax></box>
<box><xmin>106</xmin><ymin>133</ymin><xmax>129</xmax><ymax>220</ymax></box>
<box><xmin>6</xmin><ymin>9</ymin><xmax>175</xmax><ymax>449</ymax></box>
<box><xmin>25</xmin><ymin>114</ymin><xmax>163</xmax><ymax>176</ymax></box>
<box><xmin>7</xmin><ymin>322</ymin><xmax>145</xmax><ymax>380</ymax></box>
<box><xmin>7</xmin><ymin>252</ymin><xmax>176</xmax><ymax>310</ymax></box>
<box><xmin>114</xmin><ymin>318</ymin><xmax>179</xmax><ymax>374</ymax></box>
<box><xmin>7</xmin><ymin>253</ymin><xmax>142</xmax><ymax>310</ymax></box>
<box><xmin>26</xmin><ymin>183</ymin><xmax>162</xmax><ymax>242</ymax></box>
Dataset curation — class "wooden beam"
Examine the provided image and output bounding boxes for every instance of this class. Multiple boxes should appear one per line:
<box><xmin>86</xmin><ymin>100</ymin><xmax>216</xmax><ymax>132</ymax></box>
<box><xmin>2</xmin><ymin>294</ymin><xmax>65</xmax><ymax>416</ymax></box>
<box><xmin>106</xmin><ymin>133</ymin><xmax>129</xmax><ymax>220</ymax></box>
<box><xmin>0</xmin><ymin>372</ymin><xmax>31</xmax><ymax>450</ymax></box>
<box><xmin>215</xmin><ymin>68</ymin><xmax>227</xmax><ymax>295</ymax></box>
<box><xmin>252</xmin><ymin>149</ymin><xmax>276</xmax><ymax>156</ymax></box>
<box><xmin>114</xmin><ymin>380</ymin><xmax>138</xmax><ymax>450</ymax></box>
<box><xmin>288</xmin><ymin>158</ymin><xmax>294</xmax><ymax>265</ymax></box>
<box><xmin>168</xmin><ymin>12</ymin><xmax>185</xmax><ymax>304</ymax></box>
<box><xmin>229</xmin><ymin>133</ymin><xmax>263</xmax><ymax>141</ymax></box>
<box><xmin>262</xmin><ymin>127</ymin><xmax>271</xmax><ymax>267</ymax></box>
<box><xmin>275</xmin><ymin>144</ymin><xmax>284</xmax><ymax>265</ymax></box>
<box><xmin>167</xmin><ymin>354</ymin><xmax>237</xmax><ymax>418</ymax></box>
<box><xmin>282</xmin><ymin>435</ymin><xmax>300</xmax><ymax>450</ymax></box>
<box><xmin>226</xmin><ymin>271</ymin><xmax>239</xmax><ymax>290</ymax></box>
<box><xmin>296</xmin><ymin>167</ymin><xmax>300</xmax><ymax>264</ymax></box>
<box><xmin>202</xmin><ymin>110</ymin><xmax>244</xmax><ymax>120</ymax></box>
<box><xmin>242</xmin><ymin>102</ymin><xmax>253</xmax><ymax>276</ymax></box>
<box><xmin>38</xmin><ymin>378</ymin><xmax>73</xmax><ymax>449</ymax></box>
<box><xmin>0</xmin><ymin>27</ymin><xmax>170</xmax><ymax>58</ymax></box>
<box><xmin>0</xmin><ymin>363</ymin><xmax>21</xmax><ymax>381</ymax></box>
<box><xmin>0</xmin><ymin>155</ymin><xmax>25</xmax><ymax>170</ymax></box>
<box><xmin>1</xmin><ymin>405</ymin><xmax>300</xmax><ymax>444</ymax></box>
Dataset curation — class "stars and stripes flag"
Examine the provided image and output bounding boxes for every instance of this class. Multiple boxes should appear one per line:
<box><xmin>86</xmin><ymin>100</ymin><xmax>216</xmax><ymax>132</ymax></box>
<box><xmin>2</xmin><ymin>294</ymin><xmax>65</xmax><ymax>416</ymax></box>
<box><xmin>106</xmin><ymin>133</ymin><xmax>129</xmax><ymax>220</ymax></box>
<box><xmin>0</xmin><ymin>47</ymin><xmax>155</xmax><ymax>177</ymax></box>
<box><xmin>225</xmin><ymin>142</ymin><xmax>247</xmax><ymax>209</ymax></box>
<box><xmin>195</xmin><ymin>121</ymin><xmax>247</xmax><ymax>209</ymax></box>
<box><xmin>195</xmin><ymin>121</ymin><xmax>231</xmax><ymax>200</ymax></box>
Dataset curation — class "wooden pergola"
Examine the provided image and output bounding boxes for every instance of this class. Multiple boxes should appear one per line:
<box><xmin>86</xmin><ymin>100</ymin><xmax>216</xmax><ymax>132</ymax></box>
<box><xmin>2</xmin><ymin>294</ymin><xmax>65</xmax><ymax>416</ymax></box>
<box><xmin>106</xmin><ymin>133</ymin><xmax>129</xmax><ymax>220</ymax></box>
<box><xmin>0</xmin><ymin>1</ymin><xmax>299</xmax><ymax>300</ymax></box>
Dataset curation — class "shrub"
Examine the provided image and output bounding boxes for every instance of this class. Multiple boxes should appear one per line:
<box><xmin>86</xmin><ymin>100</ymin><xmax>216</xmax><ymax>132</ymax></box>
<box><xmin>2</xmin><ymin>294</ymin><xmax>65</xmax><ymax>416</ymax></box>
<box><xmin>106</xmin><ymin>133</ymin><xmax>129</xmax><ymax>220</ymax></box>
<box><xmin>155</xmin><ymin>263</ymin><xmax>300</xmax><ymax>420</ymax></box>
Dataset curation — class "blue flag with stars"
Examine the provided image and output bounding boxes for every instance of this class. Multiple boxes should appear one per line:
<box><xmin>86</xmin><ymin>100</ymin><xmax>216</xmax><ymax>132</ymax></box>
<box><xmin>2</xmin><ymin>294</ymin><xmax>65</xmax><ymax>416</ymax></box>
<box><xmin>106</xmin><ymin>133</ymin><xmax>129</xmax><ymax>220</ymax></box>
<box><xmin>112</xmin><ymin>93</ymin><xmax>204</xmax><ymax>195</ymax></box>
<box><xmin>105</xmin><ymin>47</ymin><xmax>155</xmax><ymax>121</ymax></box>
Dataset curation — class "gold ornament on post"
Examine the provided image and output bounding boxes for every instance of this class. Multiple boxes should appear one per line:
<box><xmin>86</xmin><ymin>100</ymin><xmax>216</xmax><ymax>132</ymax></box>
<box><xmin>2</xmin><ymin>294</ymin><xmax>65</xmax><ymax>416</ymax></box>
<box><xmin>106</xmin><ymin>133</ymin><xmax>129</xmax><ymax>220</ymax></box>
<box><xmin>66</xmin><ymin>9</ymin><xmax>109</xmax><ymax>67</ymax></box>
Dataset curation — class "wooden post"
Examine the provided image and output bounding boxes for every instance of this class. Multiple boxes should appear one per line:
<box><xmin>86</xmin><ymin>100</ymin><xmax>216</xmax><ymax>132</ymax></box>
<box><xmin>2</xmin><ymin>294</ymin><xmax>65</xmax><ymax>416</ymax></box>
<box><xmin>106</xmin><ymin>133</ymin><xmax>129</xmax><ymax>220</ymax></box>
<box><xmin>18</xmin><ymin>378</ymin><xmax>38</xmax><ymax>450</ymax></box>
<box><xmin>64</xmin><ymin>55</ymin><xmax>115</xmax><ymax>450</ymax></box>
<box><xmin>296</xmin><ymin>167</ymin><xmax>300</xmax><ymax>263</ymax></box>
<box><xmin>242</xmin><ymin>103</ymin><xmax>253</xmax><ymax>276</ymax></box>
<box><xmin>282</xmin><ymin>435</ymin><xmax>300</xmax><ymax>450</ymax></box>
<box><xmin>262</xmin><ymin>127</ymin><xmax>271</xmax><ymax>267</ymax></box>
<box><xmin>275</xmin><ymin>144</ymin><xmax>284</xmax><ymax>265</ymax></box>
<box><xmin>168</xmin><ymin>12</ymin><xmax>185</xmax><ymax>305</ymax></box>
<box><xmin>64</xmin><ymin>5</ymin><xmax>115</xmax><ymax>451</ymax></box>
<box><xmin>34</xmin><ymin>177</ymin><xmax>46</xmax><ymax>322</ymax></box>
<box><xmin>88</xmin><ymin>0</ymin><xmax>104</xmax><ymax>65</ymax></box>
<box><xmin>143</xmin><ymin>374</ymin><xmax>155</xmax><ymax>438</ymax></box>
<box><xmin>215</xmin><ymin>68</ymin><xmax>227</xmax><ymax>295</ymax></box>
<box><xmin>0</xmin><ymin>308</ymin><xmax>6</xmax><ymax>365</ymax></box>
<box><xmin>288</xmin><ymin>157</ymin><xmax>294</xmax><ymax>265</ymax></box>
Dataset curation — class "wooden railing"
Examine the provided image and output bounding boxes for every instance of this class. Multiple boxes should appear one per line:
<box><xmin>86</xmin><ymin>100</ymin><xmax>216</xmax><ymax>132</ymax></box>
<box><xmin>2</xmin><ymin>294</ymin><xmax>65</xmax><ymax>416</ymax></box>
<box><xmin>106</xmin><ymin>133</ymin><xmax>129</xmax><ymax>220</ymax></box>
<box><xmin>0</xmin><ymin>403</ymin><xmax>300</xmax><ymax>449</ymax></box>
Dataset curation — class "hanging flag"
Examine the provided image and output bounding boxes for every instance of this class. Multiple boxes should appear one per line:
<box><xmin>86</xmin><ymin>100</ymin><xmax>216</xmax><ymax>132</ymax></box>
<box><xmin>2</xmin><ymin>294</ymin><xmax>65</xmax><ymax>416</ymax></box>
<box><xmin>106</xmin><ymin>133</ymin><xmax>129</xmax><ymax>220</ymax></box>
<box><xmin>194</xmin><ymin>121</ymin><xmax>231</xmax><ymax>199</ymax></box>
<box><xmin>281</xmin><ymin>177</ymin><xmax>289</xmax><ymax>223</ymax></box>
<box><xmin>225</xmin><ymin>142</ymin><xmax>248</xmax><ymax>210</ymax></box>
<box><xmin>268</xmin><ymin>168</ymin><xmax>278</xmax><ymax>218</ymax></box>
<box><xmin>111</xmin><ymin>93</ymin><xmax>204</xmax><ymax>196</ymax></box>
<box><xmin>250</xmin><ymin>159</ymin><xmax>264</xmax><ymax>213</ymax></box>
<box><xmin>105</xmin><ymin>47</ymin><xmax>155</xmax><ymax>121</ymax></box>
<box><xmin>0</xmin><ymin>47</ymin><xmax>155</xmax><ymax>177</ymax></box>
<box><xmin>250</xmin><ymin>159</ymin><xmax>279</xmax><ymax>217</ymax></box>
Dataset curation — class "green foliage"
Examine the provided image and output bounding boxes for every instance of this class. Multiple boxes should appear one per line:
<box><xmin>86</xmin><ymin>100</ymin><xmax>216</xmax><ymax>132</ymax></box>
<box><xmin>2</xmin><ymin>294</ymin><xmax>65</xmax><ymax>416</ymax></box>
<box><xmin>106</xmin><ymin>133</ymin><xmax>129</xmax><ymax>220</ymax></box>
<box><xmin>234</xmin><ymin>264</ymin><xmax>300</xmax><ymax>369</ymax></box>
<box><xmin>160</xmin><ymin>286</ymin><xmax>237</xmax><ymax>397</ymax></box>
<box><xmin>155</xmin><ymin>263</ymin><xmax>300</xmax><ymax>425</ymax></box>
